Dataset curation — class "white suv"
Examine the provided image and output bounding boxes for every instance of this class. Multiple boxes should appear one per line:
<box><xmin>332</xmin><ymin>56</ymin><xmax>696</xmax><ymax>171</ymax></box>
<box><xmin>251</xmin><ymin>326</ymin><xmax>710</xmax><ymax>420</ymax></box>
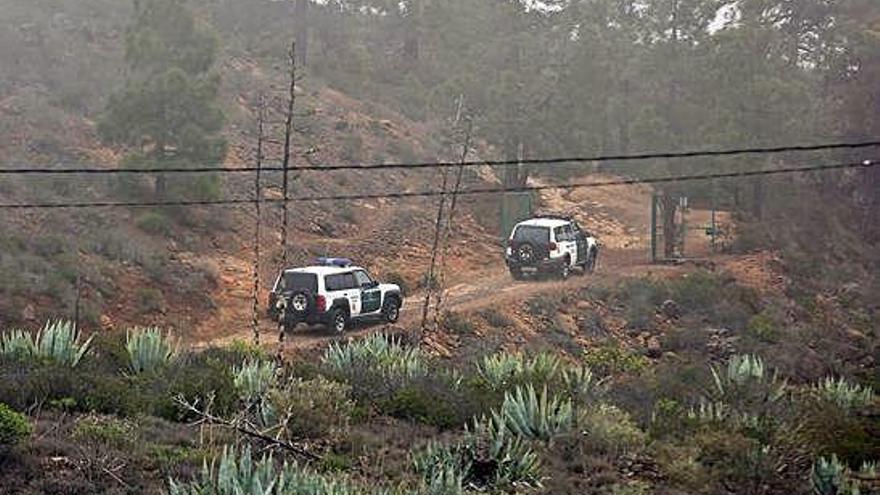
<box><xmin>269</xmin><ymin>258</ymin><xmax>403</xmax><ymax>333</ymax></box>
<box><xmin>505</xmin><ymin>215</ymin><xmax>599</xmax><ymax>280</ymax></box>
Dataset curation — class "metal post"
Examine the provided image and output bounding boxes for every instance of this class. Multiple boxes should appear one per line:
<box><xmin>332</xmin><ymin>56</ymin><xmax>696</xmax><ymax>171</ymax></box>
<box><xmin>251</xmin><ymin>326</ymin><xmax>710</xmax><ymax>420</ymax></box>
<box><xmin>711</xmin><ymin>181</ymin><xmax>717</xmax><ymax>253</ymax></box>
<box><xmin>281</xmin><ymin>41</ymin><xmax>296</xmax><ymax>266</ymax></box>
<box><xmin>650</xmin><ymin>194</ymin><xmax>658</xmax><ymax>263</ymax></box>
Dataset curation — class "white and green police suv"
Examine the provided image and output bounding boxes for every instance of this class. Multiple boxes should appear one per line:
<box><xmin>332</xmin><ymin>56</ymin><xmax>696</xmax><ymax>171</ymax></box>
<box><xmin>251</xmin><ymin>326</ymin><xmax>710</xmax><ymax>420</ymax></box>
<box><xmin>269</xmin><ymin>258</ymin><xmax>403</xmax><ymax>334</ymax></box>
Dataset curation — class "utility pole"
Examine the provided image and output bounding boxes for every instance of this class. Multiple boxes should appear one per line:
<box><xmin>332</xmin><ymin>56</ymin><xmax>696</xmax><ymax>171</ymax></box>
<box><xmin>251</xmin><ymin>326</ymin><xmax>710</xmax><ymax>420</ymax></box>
<box><xmin>252</xmin><ymin>95</ymin><xmax>266</xmax><ymax>346</ymax></box>
<box><xmin>281</xmin><ymin>41</ymin><xmax>296</xmax><ymax>267</ymax></box>
<box><xmin>420</xmin><ymin>95</ymin><xmax>465</xmax><ymax>332</ymax></box>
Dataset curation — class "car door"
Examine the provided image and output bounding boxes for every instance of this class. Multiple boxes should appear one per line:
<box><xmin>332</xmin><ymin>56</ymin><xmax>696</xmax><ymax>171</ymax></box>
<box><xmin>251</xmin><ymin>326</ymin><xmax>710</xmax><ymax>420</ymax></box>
<box><xmin>326</xmin><ymin>273</ymin><xmax>361</xmax><ymax>316</ymax></box>
<box><xmin>571</xmin><ymin>222</ymin><xmax>588</xmax><ymax>264</ymax></box>
<box><xmin>354</xmin><ymin>270</ymin><xmax>382</xmax><ymax>314</ymax></box>
<box><xmin>559</xmin><ymin>225</ymin><xmax>578</xmax><ymax>266</ymax></box>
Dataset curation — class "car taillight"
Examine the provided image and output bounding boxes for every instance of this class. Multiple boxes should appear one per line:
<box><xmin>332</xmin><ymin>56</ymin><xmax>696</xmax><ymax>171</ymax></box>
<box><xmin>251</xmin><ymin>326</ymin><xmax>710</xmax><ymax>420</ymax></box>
<box><xmin>549</xmin><ymin>242</ymin><xmax>557</xmax><ymax>251</ymax></box>
<box><xmin>316</xmin><ymin>295</ymin><xmax>327</xmax><ymax>313</ymax></box>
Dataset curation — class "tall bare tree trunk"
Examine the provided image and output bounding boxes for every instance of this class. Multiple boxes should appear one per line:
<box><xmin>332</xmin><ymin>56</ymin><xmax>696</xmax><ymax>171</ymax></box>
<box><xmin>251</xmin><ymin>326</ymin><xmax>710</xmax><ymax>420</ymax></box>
<box><xmin>294</xmin><ymin>0</ymin><xmax>309</xmax><ymax>66</ymax></box>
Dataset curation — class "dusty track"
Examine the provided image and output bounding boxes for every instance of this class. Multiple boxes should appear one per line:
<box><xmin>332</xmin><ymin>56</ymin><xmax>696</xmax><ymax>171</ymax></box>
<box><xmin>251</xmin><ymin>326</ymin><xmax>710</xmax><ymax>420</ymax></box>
<box><xmin>193</xmin><ymin>246</ymin><xmax>673</xmax><ymax>352</ymax></box>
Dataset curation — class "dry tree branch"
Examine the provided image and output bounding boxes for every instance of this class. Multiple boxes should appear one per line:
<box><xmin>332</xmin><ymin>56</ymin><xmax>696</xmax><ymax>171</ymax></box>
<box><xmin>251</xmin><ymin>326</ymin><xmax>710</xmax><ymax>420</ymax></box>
<box><xmin>173</xmin><ymin>395</ymin><xmax>321</xmax><ymax>462</ymax></box>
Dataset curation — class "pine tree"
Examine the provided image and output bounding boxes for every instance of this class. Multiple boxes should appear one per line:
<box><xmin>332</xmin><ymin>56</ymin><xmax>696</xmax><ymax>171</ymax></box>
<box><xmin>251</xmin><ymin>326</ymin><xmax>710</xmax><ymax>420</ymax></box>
<box><xmin>99</xmin><ymin>0</ymin><xmax>226</xmax><ymax>203</ymax></box>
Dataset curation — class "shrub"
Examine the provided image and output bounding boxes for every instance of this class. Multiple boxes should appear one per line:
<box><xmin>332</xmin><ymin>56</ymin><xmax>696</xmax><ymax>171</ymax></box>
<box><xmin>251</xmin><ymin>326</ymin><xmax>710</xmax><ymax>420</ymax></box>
<box><xmin>478</xmin><ymin>308</ymin><xmax>513</xmax><ymax>329</ymax></box>
<box><xmin>618</xmin><ymin>278</ymin><xmax>666</xmax><ymax>328</ymax></box>
<box><xmin>71</xmin><ymin>414</ymin><xmax>136</xmax><ymax>450</ymax></box>
<box><xmin>0</xmin><ymin>402</ymin><xmax>31</xmax><ymax>447</ymax></box>
<box><xmin>135</xmin><ymin>287</ymin><xmax>165</xmax><ymax>314</ymax></box>
<box><xmin>383</xmin><ymin>271</ymin><xmax>410</xmax><ymax>297</ymax></box>
<box><xmin>157</xmin><ymin>353</ymin><xmax>239</xmax><ymax>421</ymax></box>
<box><xmin>136</xmin><ymin>211</ymin><xmax>172</xmax><ymax>236</ymax></box>
<box><xmin>578</xmin><ymin>403</ymin><xmax>646</xmax><ymax>455</ymax></box>
<box><xmin>583</xmin><ymin>343</ymin><xmax>648</xmax><ymax>377</ymax></box>
<box><xmin>440</xmin><ymin>311</ymin><xmax>475</xmax><ymax>335</ymax></box>
<box><xmin>126</xmin><ymin>326</ymin><xmax>177</xmax><ymax>374</ymax></box>
<box><xmin>381</xmin><ymin>386</ymin><xmax>459</xmax><ymax>429</ymax></box>
<box><xmin>266</xmin><ymin>376</ymin><xmax>354</xmax><ymax>440</ymax></box>
<box><xmin>495</xmin><ymin>384</ymin><xmax>572</xmax><ymax>442</ymax></box>
<box><xmin>812</xmin><ymin>377</ymin><xmax>874</xmax><ymax>411</ymax></box>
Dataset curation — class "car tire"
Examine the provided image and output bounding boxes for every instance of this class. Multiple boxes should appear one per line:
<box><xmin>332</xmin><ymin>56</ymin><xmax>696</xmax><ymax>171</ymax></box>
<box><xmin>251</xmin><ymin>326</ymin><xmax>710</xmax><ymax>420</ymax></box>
<box><xmin>510</xmin><ymin>268</ymin><xmax>524</xmax><ymax>281</ymax></box>
<box><xmin>516</xmin><ymin>242</ymin><xmax>536</xmax><ymax>264</ymax></box>
<box><xmin>327</xmin><ymin>307</ymin><xmax>348</xmax><ymax>334</ymax></box>
<box><xmin>383</xmin><ymin>297</ymin><xmax>401</xmax><ymax>324</ymax></box>
<box><xmin>559</xmin><ymin>260</ymin><xmax>571</xmax><ymax>280</ymax></box>
<box><xmin>587</xmin><ymin>250</ymin><xmax>598</xmax><ymax>274</ymax></box>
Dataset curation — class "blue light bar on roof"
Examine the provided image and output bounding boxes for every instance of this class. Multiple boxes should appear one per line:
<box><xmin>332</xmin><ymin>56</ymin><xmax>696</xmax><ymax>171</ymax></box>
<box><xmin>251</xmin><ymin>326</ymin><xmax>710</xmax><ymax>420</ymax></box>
<box><xmin>317</xmin><ymin>257</ymin><xmax>352</xmax><ymax>267</ymax></box>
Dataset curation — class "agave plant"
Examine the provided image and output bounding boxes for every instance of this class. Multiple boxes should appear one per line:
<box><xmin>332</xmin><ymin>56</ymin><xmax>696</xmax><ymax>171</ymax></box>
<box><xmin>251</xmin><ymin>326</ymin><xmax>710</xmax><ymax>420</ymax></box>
<box><xmin>35</xmin><ymin>320</ymin><xmax>92</xmax><ymax>367</ymax></box>
<box><xmin>234</xmin><ymin>359</ymin><xmax>277</xmax><ymax>404</ymax></box>
<box><xmin>126</xmin><ymin>326</ymin><xmax>177</xmax><ymax>373</ymax></box>
<box><xmin>495</xmin><ymin>384</ymin><xmax>572</xmax><ymax>442</ymax></box>
<box><xmin>413</xmin><ymin>442</ymin><xmax>470</xmax><ymax>493</ymax></box>
<box><xmin>813</xmin><ymin>376</ymin><xmax>875</xmax><ymax>410</ymax></box>
<box><xmin>811</xmin><ymin>455</ymin><xmax>862</xmax><ymax>495</ymax></box>
<box><xmin>711</xmin><ymin>354</ymin><xmax>786</xmax><ymax>401</ymax></box>
<box><xmin>169</xmin><ymin>445</ymin><xmax>373</xmax><ymax>495</ymax></box>
<box><xmin>476</xmin><ymin>352</ymin><xmax>562</xmax><ymax>391</ymax></box>
<box><xmin>322</xmin><ymin>333</ymin><xmax>425</xmax><ymax>380</ymax></box>
<box><xmin>413</xmin><ymin>416</ymin><xmax>542</xmax><ymax>492</ymax></box>
<box><xmin>0</xmin><ymin>329</ymin><xmax>37</xmax><ymax>358</ymax></box>
<box><xmin>466</xmin><ymin>414</ymin><xmax>542</xmax><ymax>488</ymax></box>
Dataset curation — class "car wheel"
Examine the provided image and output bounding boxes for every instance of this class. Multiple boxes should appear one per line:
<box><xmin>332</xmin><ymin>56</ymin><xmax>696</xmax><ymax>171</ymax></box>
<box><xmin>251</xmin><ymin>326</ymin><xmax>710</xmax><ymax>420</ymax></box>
<box><xmin>560</xmin><ymin>261</ymin><xmax>571</xmax><ymax>280</ymax></box>
<box><xmin>588</xmin><ymin>250</ymin><xmax>598</xmax><ymax>274</ymax></box>
<box><xmin>383</xmin><ymin>298</ymin><xmax>400</xmax><ymax>324</ymax></box>
<box><xmin>328</xmin><ymin>308</ymin><xmax>348</xmax><ymax>334</ymax></box>
<box><xmin>510</xmin><ymin>268</ymin><xmax>524</xmax><ymax>281</ymax></box>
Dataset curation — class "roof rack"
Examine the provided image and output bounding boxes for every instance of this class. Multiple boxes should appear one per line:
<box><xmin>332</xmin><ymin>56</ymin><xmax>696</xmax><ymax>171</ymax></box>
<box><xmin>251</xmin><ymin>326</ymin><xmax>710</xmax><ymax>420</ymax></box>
<box><xmin>531</xmin><ymin>212</ymin><xmax>574</xmax><ymax>222</ymax></box>
<box><xmin>316</xmin><ymin>257</ymin><xmax>353</xmax><ymax>268</ymax></box>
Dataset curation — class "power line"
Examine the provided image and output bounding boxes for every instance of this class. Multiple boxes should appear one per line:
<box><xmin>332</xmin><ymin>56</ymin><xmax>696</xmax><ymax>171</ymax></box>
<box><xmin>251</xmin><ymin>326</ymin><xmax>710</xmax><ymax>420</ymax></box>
<box><xmin>1</xmin><ymin>140</ymin><xmax>878</xmax><ymax>176</ymax></box>
<box><xmin>0</xmin><ymin>160</ymin><xmax>873</xmax><ymax>211</ymax></box>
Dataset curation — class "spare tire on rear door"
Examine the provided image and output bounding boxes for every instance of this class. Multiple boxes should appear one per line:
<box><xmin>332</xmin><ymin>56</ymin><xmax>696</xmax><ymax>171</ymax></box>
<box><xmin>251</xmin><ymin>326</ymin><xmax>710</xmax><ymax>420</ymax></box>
<box><xmin>281</xmin><ymin>288</ymin><xmax>314</xmax><ymax>331</ymax></box>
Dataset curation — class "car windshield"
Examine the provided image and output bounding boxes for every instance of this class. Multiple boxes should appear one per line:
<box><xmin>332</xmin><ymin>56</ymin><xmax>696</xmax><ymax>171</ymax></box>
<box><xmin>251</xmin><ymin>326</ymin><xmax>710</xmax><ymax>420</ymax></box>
<box><xmin>512</xmin><ymin>225</ymin><xmax>550</xmax><ymax>244</ymax></box>
<box><xmin>280</xmin><ymin>272</ymin><xmax>318</xmax><ymax>293</ymax></box>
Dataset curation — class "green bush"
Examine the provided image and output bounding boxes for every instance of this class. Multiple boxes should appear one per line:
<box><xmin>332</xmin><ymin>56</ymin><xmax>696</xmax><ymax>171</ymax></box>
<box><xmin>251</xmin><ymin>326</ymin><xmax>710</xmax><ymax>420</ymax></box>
<box><xmin>383</xmin><ymin>272</ymin><xmax>410</xmax><ymax>297</ymax></box>
<box><xmin>0</xmin><ymin>402</ymin><xmax>31</xmax><ymax>447</ymax></box>
<box><xmin>71</xmin><ymin>414</ymin><xmax>136</xmax><ymax>450</ymax></box>
<box><xmin>126</xmin><ymin>326</ymin><xmax>177</xmax><ymax>374</ymax></box>
<box><xmin>440</xmin><ymin>311</ymin><xmax>475</xmax><ymax>335</ymax></box>
<box><xmin>136</xmin><ymin>211</ymin><xmax>173</xmax><ymax>236</ymax></box>
<box><xmin>381</xmin><ymin>386</ymin><xmax>458</xmax><ymax>429</ymax></box>
<box><xmin>478</xmin><ymin>308</ymin><xmax>514</xmax><ymax>328</ymax></box>
<box><xmin>135</xmin><ymin>287</ymin><xmax>166</xmax><ymax>314</ymax></box>
<box><xmin>266</xmin><ymin>376</ymin><xmax>354</xmax><ymax>440</ymax></box>
<box><xmin>583</xmin><ymin>343</ymin><xmax>648</xmax><ymax>377</ymax></box>
<box><xmin>578</xmin><ymin>403</ymin><xmax>646</xmax><ymax>455</ymax></box>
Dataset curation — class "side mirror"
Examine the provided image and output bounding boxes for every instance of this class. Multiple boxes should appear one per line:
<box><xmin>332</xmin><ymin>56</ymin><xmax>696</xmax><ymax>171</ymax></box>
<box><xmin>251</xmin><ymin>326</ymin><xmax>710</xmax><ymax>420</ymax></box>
<box><xmin>367</xmin><ymin>280</ymin><xmax>380</xmax><ymax>289</ymax></box>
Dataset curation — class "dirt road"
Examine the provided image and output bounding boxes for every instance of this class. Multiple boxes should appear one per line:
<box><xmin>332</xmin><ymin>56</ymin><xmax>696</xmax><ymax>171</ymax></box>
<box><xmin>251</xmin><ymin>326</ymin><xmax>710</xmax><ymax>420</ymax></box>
<box><xmin>192</xmin><ymin>246</ymin><xmax>672</xmax><ymax>352</ymax></box>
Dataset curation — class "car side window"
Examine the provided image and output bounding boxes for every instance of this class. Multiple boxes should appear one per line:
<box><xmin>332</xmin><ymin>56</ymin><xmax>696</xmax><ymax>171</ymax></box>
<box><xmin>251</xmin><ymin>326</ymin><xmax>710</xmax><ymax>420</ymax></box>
<box><xmin>353</xmin><ymin>270</ymin><xmax>373</xmax><ymax>287</ymax></box>
<box><xmin>325</xmin><ymin>274</ymin><xmax>342</xmax><ymax>291</ymax></box>
<box><xmin>341</xmin><ymin>273</ymin><xmax>357</xmax><ymax>290</ymax></box>
<box><xmin>553</xmin><ymin>226</ymin><xmax>565</xmax><ymax>241</ymax></box>
<box><xmin>562</xmin><ymin>225</ymin><xmax>574</xmax><ymax>240</ymax></box>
